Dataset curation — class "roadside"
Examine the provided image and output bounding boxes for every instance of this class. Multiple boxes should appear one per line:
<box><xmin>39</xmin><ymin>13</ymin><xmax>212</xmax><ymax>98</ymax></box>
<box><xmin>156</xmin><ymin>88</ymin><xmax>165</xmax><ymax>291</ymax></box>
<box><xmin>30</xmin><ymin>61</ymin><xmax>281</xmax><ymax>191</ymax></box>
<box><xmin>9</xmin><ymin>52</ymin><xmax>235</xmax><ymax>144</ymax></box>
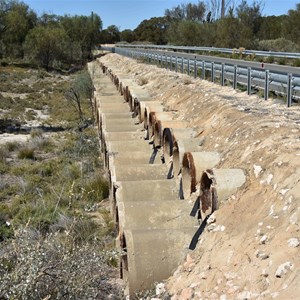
<box><xmin>100</xmin><ymin>53</ymin><xmax>300</xmax><ymax>300</ymax></box>
<box><xmin>0</xmin><ymin>64</ymin><xmax>124</xmax><ymax>299</ymax></box>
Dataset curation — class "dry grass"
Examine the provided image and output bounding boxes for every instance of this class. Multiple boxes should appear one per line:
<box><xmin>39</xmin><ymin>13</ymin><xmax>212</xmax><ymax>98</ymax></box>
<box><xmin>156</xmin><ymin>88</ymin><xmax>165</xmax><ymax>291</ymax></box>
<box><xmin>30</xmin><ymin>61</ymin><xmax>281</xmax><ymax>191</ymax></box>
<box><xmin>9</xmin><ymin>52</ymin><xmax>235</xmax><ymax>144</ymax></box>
<box><xmin>0</xmin><ymin>65</ymin><xmax>122</xmax><ymax>297</ymax></box>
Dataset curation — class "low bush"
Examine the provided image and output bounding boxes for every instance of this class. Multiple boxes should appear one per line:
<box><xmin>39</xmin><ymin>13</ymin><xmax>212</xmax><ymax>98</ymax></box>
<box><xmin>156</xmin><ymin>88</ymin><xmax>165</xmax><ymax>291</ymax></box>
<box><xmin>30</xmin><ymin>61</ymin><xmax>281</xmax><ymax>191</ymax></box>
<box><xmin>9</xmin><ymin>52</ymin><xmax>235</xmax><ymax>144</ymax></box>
<box><xmin>5</xmin><ymin>141</ymin><xmax>20</xmax><ymax>152</ymax></box>
<box><xmin>17</xmin><ymin>146</ymin><xmax>36</xmax><ymax>160</ymax></box>
<box><xmin>83</xmin><ymin>174</ymin><xmax>109</xmax><ymax>203</ymax></box>
<box><xmin>293</xmin><ymin>59</ymin><xmax>300</xmax><ymax>67</ymax></box>
<box><xmin>278</xmin><ymin>57</ymin><xmax>287</xmax><ymax>65</ymax></box>
<box><xmin>0</xmin><ymin>147</ymin><xmax>8</xmax><ymax>162</ymax></box>
<box><xmin>257</xmin><ymin>38</ymin><xmax>300</xmax><ymax>53</ymax></box>
<box><xmin>0</xmin><ymin>228</ymin><xmax>124</xmax><ymax>299</ymax></box>
<box><xmin>266</xmin><ymin>56</ymin><xmax>275</xmax><ymax>64</ymax></box>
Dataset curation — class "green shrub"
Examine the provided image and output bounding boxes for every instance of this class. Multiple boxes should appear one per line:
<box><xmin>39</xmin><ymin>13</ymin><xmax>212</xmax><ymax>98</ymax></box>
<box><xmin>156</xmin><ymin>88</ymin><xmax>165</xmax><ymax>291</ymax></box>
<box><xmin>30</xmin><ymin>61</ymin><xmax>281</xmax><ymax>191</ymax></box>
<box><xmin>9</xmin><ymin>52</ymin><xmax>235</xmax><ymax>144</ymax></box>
<box><xmin>293</xmin><ymin>59</ymin><xmax>300</xmax><ymax>67</ymax></box>
<box><xmin>83</xmin><ymin>174</ymin><xmax>109</xmax><ymax>203</ymax></box>
<box><xmin>278</xmin><ymin>57</ymin><xmax>287</xmax><ymax>65</ymax></box>
<box><xmin>0</xmin><ymin>147</ymin><xmax>8</xmax><ymax>162</ymax></box>
<box><xmin>0</xmin><ymin>204</ymin><xmax>13</xmax><ymax>241</ymax></box>
<box><xmin>68</xmin><ymin>217</ymin><xmax>100</xmax><ymax>244</ymax></box>
<box><xmin>30</xmin><ymin>136</ymin><xmax>53</xmax><ymax>151</ymax></box>
<box><xmin>30</xmin><ymin>128</ymin><xmax>43</xmax><ymax>138</ymax></box>
<box><xmin>0</xmin><ymin>229</ymin><xmax>124</xmax><ymax>299</ymax></box>
<box><xmin>11</xmin><ymin>199</ymin><xmax>60</xmax><ymax>234</ymax></box>
<box><xmin>257</xmin><ymin>38</ymin><xmax>300</xmax><ymax>52</ymax></box>
<box><xmin>5</xmin><ymin>141</ymin><xmax>20</xmax><ymax>152</ymax></box>
<box><xmin>62</xmin><ymin>163</ymin><xmax>81</xmax><ymax>180</ymax></box>
<box><xmin>266</xmin><ymin>56</ymin><xmax>275</xmax><ymax>64</ymax></box>
<box><xmin>0</xmin><ymin>161</ymin><xmax>9</xmax><ymax>174</ymax></box>
<box><xmin>17</xmin><ymin>146</ymin><xmax>36</xmax><ymax>160</ymax></box>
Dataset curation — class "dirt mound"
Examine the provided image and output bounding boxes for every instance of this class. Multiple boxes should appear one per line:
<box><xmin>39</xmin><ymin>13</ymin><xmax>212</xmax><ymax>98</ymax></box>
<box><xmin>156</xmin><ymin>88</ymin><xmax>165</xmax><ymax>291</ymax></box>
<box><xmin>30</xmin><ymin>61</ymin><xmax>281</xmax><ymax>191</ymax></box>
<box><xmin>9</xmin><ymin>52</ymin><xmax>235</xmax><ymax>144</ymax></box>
<box><xmin>100</xmin><ymin>53</ymin><xmax>300</xmax><ymax>300</ymax></box>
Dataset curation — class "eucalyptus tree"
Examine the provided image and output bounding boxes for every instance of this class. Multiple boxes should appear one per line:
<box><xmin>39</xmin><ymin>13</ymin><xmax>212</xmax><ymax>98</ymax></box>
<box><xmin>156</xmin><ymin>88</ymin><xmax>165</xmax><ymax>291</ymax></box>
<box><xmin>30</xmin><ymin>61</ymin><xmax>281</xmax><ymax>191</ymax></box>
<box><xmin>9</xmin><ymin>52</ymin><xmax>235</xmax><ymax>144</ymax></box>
<box><xmin>1</xmin><ymin>0</ymin><xmax>37</xmax><ymax>57</ymax></box>
<box><xmin>24</xmin><ymin>25</ymin><xmax>69</xmax><ymax>70</ymax></box>
<box><xmin>283</xmin><ymin>3</ymin><xmax>300</xmax><ymax>45</ymax></box>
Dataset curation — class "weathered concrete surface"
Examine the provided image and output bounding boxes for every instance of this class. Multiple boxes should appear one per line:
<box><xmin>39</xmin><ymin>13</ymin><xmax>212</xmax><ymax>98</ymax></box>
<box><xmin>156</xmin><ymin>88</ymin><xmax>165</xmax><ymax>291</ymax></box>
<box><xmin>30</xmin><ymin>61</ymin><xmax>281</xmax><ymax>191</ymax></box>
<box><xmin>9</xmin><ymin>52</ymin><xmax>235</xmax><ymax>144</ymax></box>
<box><xmin>181</xmin><ymin>151</ymin><xmax>221</xmax><ymax>199</ymax></box>
<box><xmin>106</xmin><ymin>140</ymin><xmax>152</xmax><ymax>153</ymax></box>
<box><xmin>121</xmin><ymin>228</ymin><xmax>195</xmax><ymax>296</ymax></box>
<box><xmin>199</xmin><ymin>168</ymin><xmax>246</xmax><ymax>215</ymax></box>
<box><xmin>89</xmin><ymin>56</ymin><xmax>254</xmax><ymax>299</ymax></box>
<box><xmin>97</xmin><ymin>103</ymin><xmax>130</xmax><ymax>113</ymax></box>
<box><xmin>109</xmin><ymin>150</ymin><xmax>161</xmax><ymax>167</ymax></box>
<box><xmin>94</xmin><ymin>94</ymin><xmax>125</xmax><ymax>103</ymax></box>
<box><xmin>153</xmin><ymin>120</ymin><xmax>190</xmax><ymax>148</ymax></box>
<box><xmin>117</xmin><ymin>200</ymin><xmax>198</xmax><ymax>231</ymax></box>
<box><xmin>102</xmin><ymin>131</ymin><xmax>145</xmax><ymax>142</ymax></box>
<box><xmin>137</xmin><ymin>100</ymin><xmax>163</xmax><ymax>123</ymax></box>
<box><xmin>114</xmin><ymin>179</ymin><xmax>179</xmax><ymax>203</ymax></box>
<box><xmin>101</xmin><ymin>123</ymin><xmax>144</xmax><ymax>133</ymax></box>
<box><xmin>172</xmin><ymin>138</ymin><xmax>205</xmax><ymax>175</ymax></box>
<box><xmin>97</xmin><ymin>54</ymin><xmax>300</xmax><ymax>300</ymax></box>
<box><xmin>111</xmin><ymin>164</ymin><xmax>168</xmax><ymax>182</ymax></box>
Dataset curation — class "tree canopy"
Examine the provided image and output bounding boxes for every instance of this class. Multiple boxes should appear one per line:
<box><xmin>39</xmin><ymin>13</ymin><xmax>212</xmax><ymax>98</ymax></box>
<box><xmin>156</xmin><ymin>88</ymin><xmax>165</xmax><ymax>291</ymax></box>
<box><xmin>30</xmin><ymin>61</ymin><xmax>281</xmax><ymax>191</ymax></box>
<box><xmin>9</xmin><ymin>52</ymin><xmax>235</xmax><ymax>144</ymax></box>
<box><xmin>0</xmin><ymin>1</ymin><xmax>102</xmax><ymax>69</ymax></box>
<box><xmin>0</xmin><ymin>0</ymin><xmax>300</xmax><ymax>67</ymax></box>
<box><xmin>134</xmin><ymin>17</ymin><xmax>170</xmax><ymax>45</ymax></box>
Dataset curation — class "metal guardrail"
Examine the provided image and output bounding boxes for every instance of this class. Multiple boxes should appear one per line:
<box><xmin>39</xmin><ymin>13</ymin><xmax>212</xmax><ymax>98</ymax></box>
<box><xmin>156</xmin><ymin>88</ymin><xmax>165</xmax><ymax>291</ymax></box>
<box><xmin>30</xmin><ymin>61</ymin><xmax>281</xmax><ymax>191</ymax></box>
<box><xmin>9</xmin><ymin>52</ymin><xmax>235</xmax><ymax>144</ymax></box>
<box><xmin>101</xmin><ymin>46</ymin><xmax>300</xmax><ymax>107</ymax></box>
<box><xmin>116</xmin><ymin>44</ymin><xmax>300</xmax><ymax>59</ymax></box>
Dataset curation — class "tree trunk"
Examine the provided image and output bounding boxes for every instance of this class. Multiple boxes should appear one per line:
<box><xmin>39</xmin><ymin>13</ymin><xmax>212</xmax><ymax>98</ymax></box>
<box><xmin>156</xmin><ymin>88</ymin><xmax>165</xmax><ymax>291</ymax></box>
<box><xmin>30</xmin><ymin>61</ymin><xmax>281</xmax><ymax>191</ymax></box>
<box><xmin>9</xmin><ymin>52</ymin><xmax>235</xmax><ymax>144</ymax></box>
<box><xmin>221</xmin><ymin>0</ymin><xmax>225</xmax><ymax>18</ymax></box>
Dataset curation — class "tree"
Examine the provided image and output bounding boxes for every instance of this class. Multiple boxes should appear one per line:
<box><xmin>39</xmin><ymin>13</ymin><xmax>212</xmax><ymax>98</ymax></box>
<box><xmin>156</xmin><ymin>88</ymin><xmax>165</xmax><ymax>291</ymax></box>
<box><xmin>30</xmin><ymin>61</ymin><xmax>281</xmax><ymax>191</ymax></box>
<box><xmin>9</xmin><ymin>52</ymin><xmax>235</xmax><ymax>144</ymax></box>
<box><xmin>257</xmin><ymin>15</ymin><xmax>286</xmax><ymax>40</ymax></box>
<box><xmin>215</xmin><ymin>12</ymin><xmax>255</xmax><ymax>48</ymax></box>
<box><xmin>205</xmin><ymin>0</ymin><xmax>235</xmax><ymax>20</ymax></box>
<box><xmin>165</xmin><ymin>1</ymin><xmax>206</xmax><ymax>22</ymax></box>
<box><xmin>283</xmin><ymin>3</ymin><xmax>300</xmax><ymax>45</ymax></box>
<box><xmin>168</xmin><ymin>20</ymin><xmax>202</xmax><ymax>46</ymax></box>
<box><xmin>236</xmin><ymin>0</ymin><xmax>263</xmax><ymax>36</ymax></box>
<box><xmin>38</xmin><ymin>13</ymin><xmax>61</xmax><ymax>27</ymax></box>
<box><xmin>64</xmin><ymin>72</ymin><xmax>94</xmax><ymax>129</ymax></box>
<box><xmin>120</xmin><ymin>29</ymin><xmax>136</xmax><ymax>43</ymax></box>
<box><xmin>24</xmin><ymin>26</ymin><xmax>69</xmax><ymax>70</ymax></box>
<box><xmin>99</xmin><ymin>25</ymin><xmax>120</xmax><ymax>43</ymax></box>
<box><xmin>2</xmin><ymin>1</ymin><xmax>37</xmax><ymax>57</ymax></box>
<box><xmin>134</xmin><ymin>17</ymin><xmax>170</xmax><ymax>44</ymax></box>
<box><xmin>61</xmin><ymin>12</ymin><xmax>102</xmax><ymax>62</ymax></box>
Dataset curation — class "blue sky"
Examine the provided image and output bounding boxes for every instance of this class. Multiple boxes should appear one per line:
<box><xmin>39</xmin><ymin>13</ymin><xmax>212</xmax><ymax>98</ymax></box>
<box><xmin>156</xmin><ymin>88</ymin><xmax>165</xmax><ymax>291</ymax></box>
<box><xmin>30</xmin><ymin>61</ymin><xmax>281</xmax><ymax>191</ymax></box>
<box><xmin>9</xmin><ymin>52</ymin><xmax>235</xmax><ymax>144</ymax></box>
<box><xmin>23</xmin><ymin>0</ymin><xmax>299</xmax><ymax>30</ymax></box>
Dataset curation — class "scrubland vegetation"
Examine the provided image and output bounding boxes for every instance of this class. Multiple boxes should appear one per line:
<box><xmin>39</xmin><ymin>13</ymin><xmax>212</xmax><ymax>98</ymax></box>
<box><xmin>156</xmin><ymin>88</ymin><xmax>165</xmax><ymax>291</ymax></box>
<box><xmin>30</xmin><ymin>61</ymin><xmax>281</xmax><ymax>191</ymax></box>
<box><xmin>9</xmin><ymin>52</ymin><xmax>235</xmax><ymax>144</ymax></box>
<box><xmin>0</xmin><ymin>63</ymin><xmax>124</xmax><ymax>299</ymax></box>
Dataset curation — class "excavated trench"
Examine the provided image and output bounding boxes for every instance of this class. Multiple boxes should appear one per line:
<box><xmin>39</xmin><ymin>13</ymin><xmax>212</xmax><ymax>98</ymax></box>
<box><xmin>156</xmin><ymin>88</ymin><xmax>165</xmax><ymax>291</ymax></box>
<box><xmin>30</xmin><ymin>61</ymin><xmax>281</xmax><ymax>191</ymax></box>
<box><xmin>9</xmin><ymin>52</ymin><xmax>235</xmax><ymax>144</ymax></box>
<box><xmin>87</xmin><ymin>58</ymin><xmax>246</xmax><ymax>297</ymax></box>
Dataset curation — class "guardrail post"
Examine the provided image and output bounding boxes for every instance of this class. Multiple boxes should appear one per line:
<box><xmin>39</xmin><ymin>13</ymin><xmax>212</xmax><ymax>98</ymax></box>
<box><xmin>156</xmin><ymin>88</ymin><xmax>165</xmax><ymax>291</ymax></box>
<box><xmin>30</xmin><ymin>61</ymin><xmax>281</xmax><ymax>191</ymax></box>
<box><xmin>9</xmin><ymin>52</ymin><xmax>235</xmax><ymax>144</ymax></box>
<box><xmin>181</xmin><ymin>57</ymin><xmax>184</xmax><ymax>73</ymax></box>
<box><xmin>160</xmin><ymin>54</ymin><xmax>163</xmax><ymax>67</ymax></box>
<box><xmin>247</xmin><ymin>67</ymin><xmax>252</xmax><ymax>95</ymax></box>
<box><xmin>287</xmin><ymin>73</ymin><xmax>292</xmax><ymax>107</ymax></box>
<box><xmin>187</xmin><ymin>59</ymin><xmax>190</xmax><ymax>75</ymax></box>
<box><xmin>170</xmin><ymin>56</ymin><xmax>173</xmax><ymax>71</ymax></box>
<box><xmin>194</xmin><ymin>56</ymin><xmax>197</xmax><ymax>79</ymax></box>
<box><xmin>175</xmin><ymin>56</ymin><xmax>178</xmax><ymax>73</ymax></box>
<box><xmin>264</xmin><ymin>70</ymin><xmax>269</xmax><ymax>100</ymax></box>
<box><xmin>211</xmin><ymin>62</ymin><xmax>214</xmax><ymax>82</ymax></box>
<box><xmin>165</xmin><ymin>54</ymin><xmax>168</xmax><ymax>69</ymax></box>
<box><xmin>221</xmin><ymin>63</ymin><xmax>225</xmax><ymax>86</ymax></box>
<box><xmin>233</xmin><ymin>65</ymin><xmax>237</xmax><ymax>89</ymax></box>
<box><xmin>202</xmin><ymin>61</ymin><xmax>205</xmax><ymax>80</ymax></box>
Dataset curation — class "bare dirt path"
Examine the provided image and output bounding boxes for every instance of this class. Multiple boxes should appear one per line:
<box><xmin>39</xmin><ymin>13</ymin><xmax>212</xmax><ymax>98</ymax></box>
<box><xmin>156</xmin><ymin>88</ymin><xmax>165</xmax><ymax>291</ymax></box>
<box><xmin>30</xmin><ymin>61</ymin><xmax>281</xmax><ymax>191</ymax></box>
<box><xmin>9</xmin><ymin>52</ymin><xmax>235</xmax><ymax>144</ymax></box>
<box><xmin>100</xmin><ymin>53</ymin><xmax>300</xmax><ymax>300</ymax></box>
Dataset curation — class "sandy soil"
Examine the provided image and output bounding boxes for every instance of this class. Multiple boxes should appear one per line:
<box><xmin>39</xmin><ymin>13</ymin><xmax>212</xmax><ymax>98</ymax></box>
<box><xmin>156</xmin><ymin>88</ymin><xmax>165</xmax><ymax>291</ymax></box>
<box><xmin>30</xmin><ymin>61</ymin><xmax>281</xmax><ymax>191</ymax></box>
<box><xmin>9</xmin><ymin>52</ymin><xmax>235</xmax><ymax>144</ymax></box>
<box><xmin>0</xmin><ymin>133</ymin><xmax>29</xmax><ymax>145</ymax></box>
<box><xmin>100</xmin><ymin>53</ymin><xmax>300</xmax><ymax>300</ymax></box>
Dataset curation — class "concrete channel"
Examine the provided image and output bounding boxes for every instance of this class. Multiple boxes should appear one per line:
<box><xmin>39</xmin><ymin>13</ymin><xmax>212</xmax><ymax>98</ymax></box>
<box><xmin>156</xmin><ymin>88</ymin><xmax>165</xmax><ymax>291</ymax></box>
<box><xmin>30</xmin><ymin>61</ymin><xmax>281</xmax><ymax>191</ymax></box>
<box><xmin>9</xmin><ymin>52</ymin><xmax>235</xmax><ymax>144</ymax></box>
<box><xmin>88</xmin><ymin>59</ymin><xmax>246</xmax><ymax>297</ymax></box>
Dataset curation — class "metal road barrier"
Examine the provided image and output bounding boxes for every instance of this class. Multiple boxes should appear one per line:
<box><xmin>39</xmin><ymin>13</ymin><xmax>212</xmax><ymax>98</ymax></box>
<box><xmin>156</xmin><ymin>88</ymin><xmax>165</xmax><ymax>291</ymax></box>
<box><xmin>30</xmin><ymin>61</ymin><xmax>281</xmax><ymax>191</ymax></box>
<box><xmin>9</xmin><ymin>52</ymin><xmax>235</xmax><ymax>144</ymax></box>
<box><xmin>116</xmin><ymin>44</ymin><xmax>300</xmax><ymax>60</ymax></box>
<box><xmin>101</xmin><ymin>46</ymin><xmax>300</xmax><ymax>107</ymax></box>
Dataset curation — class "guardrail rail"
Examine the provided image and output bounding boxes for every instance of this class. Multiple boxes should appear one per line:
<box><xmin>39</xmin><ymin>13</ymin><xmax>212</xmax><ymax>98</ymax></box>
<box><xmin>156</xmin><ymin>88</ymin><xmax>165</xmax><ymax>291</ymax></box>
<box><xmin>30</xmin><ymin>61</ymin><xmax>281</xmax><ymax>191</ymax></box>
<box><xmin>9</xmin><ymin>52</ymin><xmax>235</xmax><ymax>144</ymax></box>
<box><xmin>101</xmin><ymin>46</ymin><xmax>300</xmax><ymax>107</ymax></box>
